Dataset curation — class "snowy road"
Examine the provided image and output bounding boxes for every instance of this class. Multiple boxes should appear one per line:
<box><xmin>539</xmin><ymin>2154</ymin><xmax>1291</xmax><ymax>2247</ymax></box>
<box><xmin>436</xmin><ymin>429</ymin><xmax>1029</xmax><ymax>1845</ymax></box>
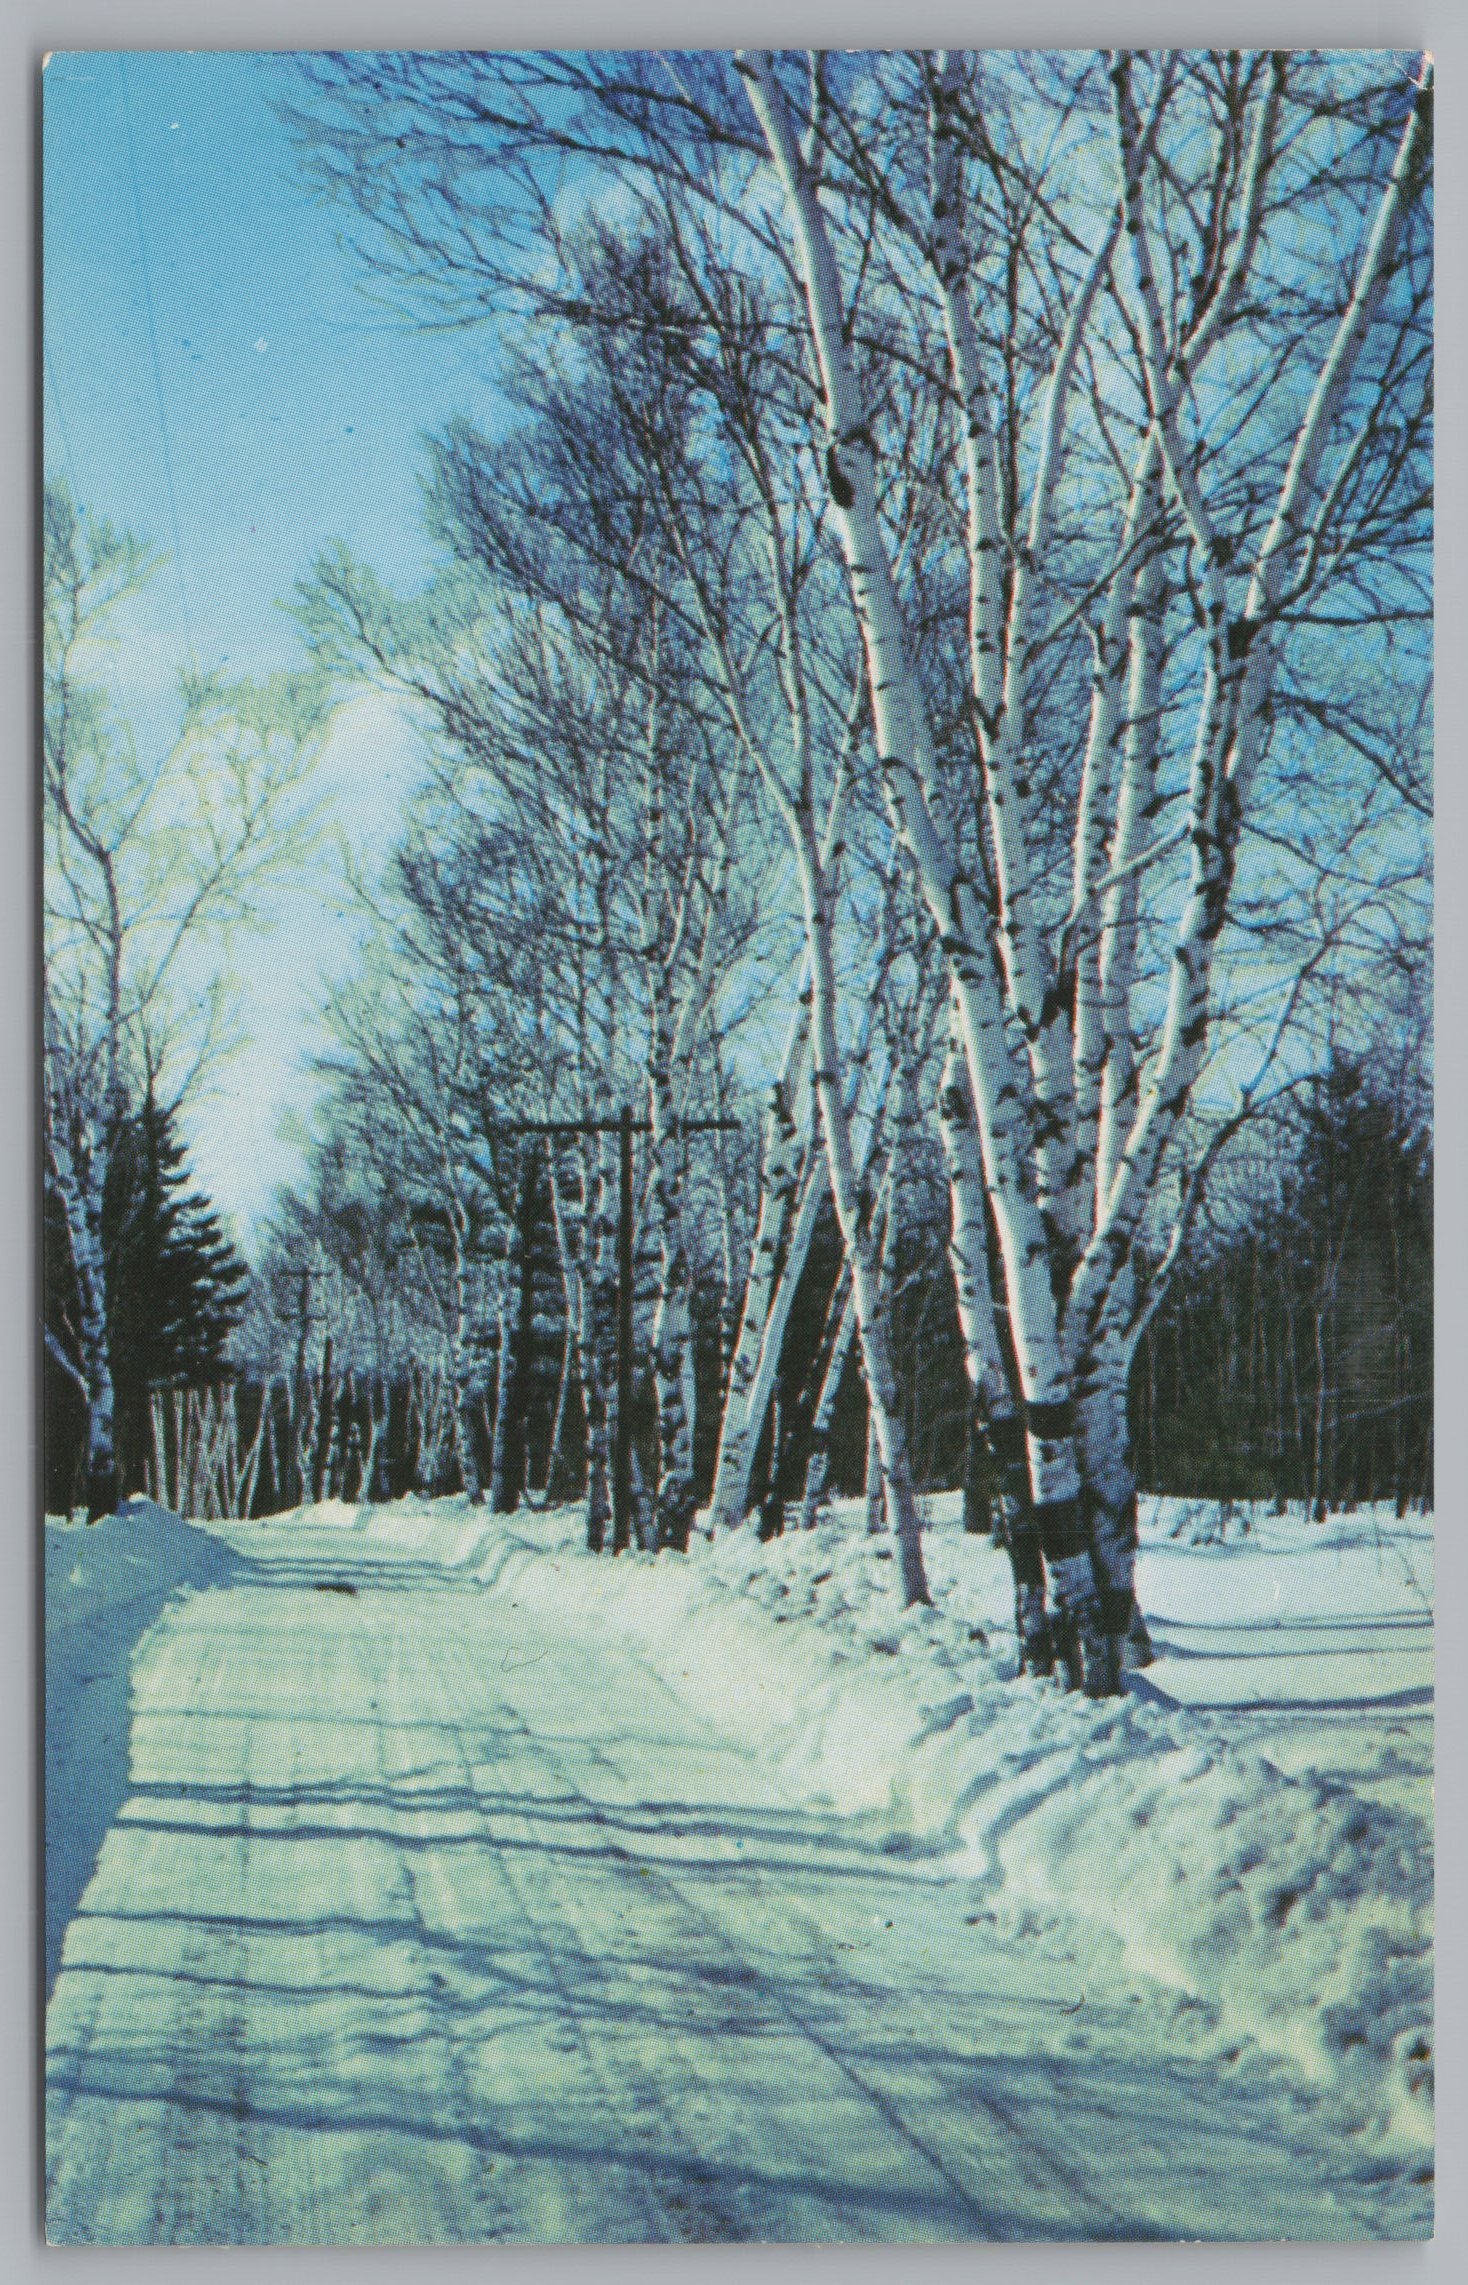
<box><xmin>47</xmin><ymin>1517</ymin><xmax>1390</xmax><ymax>2243</ymax></box>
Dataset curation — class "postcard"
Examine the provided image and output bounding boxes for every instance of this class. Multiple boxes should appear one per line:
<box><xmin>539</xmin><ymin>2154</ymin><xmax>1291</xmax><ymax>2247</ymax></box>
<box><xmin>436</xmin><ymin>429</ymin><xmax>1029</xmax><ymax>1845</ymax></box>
<box><xmin>43</xmin><ymin>46</ymin><xmax>1433</xmax><ymax>2242</ymax></box>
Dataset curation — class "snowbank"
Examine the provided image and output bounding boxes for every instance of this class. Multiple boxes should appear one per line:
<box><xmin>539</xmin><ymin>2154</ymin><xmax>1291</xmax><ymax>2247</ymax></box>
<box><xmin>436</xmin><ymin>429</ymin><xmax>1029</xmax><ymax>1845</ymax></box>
<box><xmin>44</xmin><ymin>1498</ymin><xmax>254</xmax><ymax>1993</ymax></box>
<box><xmin>482</xmin><ymin>1498</ymin><xmax>1433</xmax><ymax>2176</ymax></box>
<box><xmin>50</xmin><ymin>1487</ymin><xmax>1430</xmax><ymax>2188</ymax></box>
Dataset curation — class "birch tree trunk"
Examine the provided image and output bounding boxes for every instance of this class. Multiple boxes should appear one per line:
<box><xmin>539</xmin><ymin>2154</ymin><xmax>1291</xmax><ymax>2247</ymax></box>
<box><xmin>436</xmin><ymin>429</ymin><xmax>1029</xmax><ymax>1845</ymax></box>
<box><xmin>538</xmin><ymin>1319</ymin><xmax>573</xmax><ymax>1505</ymax></box>
<box><xmin>935</xmin><ymin>1027</ymin><xmax>1054</xmax><ymax>1673</ymax></box>
<box><xmin>650</xmin><ymin>1178</ymin><xmax>696</xmax><ymax>1553</ymax></box>
<box><xmin>292</xmin><ymin>1382</ymin><xmax>316</xmax><ymax>1511</ymax></box>
<box><xmin>863</xmin><ymin>1411</ymin><xmax>883</xmax><ymax>1536</ymax></box>
<box><xmin>864</xmin><ymin>1134</ymin><xmax>899</xmax><ymax>1539</ymax></box>
<box><xmin>718</xmin><ymin>1144</ymin><xmax>826</xmax><ymax>1535</ymax></box>
<box><xmin>1077</xmin><ymin>1296</ymin><xmax>1152</xmax><ymax>1664</ymax></box>
<box><xmin>236</xmin><ymin>1382</ymin><xmax>272</xmax><ymax>1522</ymax></box>
<box><xmin>544</xmin><ymin>1133</ymin><xmax>603</xmax><ymax>1544</ymax></box>
<box><xmin>795</xmin><ymin>1050</ymin><xmax>903</xmax><ymax>1533</ymax></box>
<box><xmin>547</xmin><ymin>1138</ymin><xmax>608</xmax><ymax>1550</ymax></box>
<box><xmin>445</xmin><ymin>1199</ymin><xmax>482</xmax><ymax>1505</ymax></box>
<box><xmin>487</xmin><ymin>1281</ymin><xmax>510</xmax><ymax>1511</ymax></box>
<box><xmin>312</xmin><ymin>1334</ymin><xmax>337</xmax><ymax>1505</ymax></box>
<box><xmin>707</xmin><ymin>1003</ymin><xmax>812</xmax><ymax>1529</ymax></box>
<box><xmin>495</xmin><ymin>1146</ymin><xmax>540</xmax><ymax>1515</ymax></box>
<box><xmin>1058</xmin><ymin>64</ymin><xmax>1430</xmax><ymax>1655</ymax></box>
<box><xmin>47</xmin><ymin>1111</ymin><xmax>119</xmax><ymax>1519</ymax></box>
<box><xmin>584</xmin><ymin>1142</ymin><xmax>618</xmax><ymax>1552</ymax></box>
<box><xmin>793</xmin><ymin>807</ymin><xmax>930</xmax><ymax>1605</ymax></box>
<box><xmin>798</xmin><ymin>1273</ymin><xmax>857</xmax><ymax>1531</ymax></box>
<box><xmin>740</xmin><ymin>50</ymin><xmax>1090</xmax><ymax>1661</ymax></box>
<box><xmin>710</xmin><ymin>1036</ymin><xmax>741</xmax><ymax>1414</ymax></box>
<box><xmin>646</xmin><ymin>955</ymin><xmax>698</xmax><ymax>1552</ymax></box>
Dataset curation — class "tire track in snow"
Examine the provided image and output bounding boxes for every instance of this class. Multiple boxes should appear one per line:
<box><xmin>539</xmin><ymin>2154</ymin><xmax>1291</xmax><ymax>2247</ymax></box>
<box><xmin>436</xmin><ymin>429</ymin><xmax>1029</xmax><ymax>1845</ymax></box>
<box><xmin>460</xmin><ymin>1600</ymin><xmax>1028</xmax><ymax>2237</ymax></box>
<box><xmin>523</xmin><ymin>1624</ymin><xmax>1117</xmax><ymax>2232</ymax></box>
<box><xmin>487</xmin><ymin>1592</ymin><xmax>1359</xmax><ymax>2242</ymax></box>
<box><xmin>615</xmin><ymin>1622</ymin><xmax>1373</xmax><ymax>2242</ymax></box>
<box><xmin>611</xmin><ymin>1641</ymin><xmax>1135</xmax><ymax>2236</ymax></box>
<box><xmin>356</xmin><ymin>1593</ymin><xmax>563</xmax><ymax>2244</ymax></box>
<box><xmin>499</xmin><ymin>1555</ymin><xmax>1373</xmax><ymax>2241</ymax></box>
<box><xmin>484</xmin><ymin>1707</ymin><xmax>948</xmax><ymax>2236</ymax></box>
<box><xmin>506</xmin><ymin>1638</ymin><xmax>1106</xmax><ymax>2240</ymax></box>
<box><xmin>214</xmin><ymin>1560</ymin><xmax>717</xmax><ymax>2241</ymax></box>
<box><xmin>418</xmin><ymin>1608</ymin><xmax>754</xmax><ymax>2241</ymax></box>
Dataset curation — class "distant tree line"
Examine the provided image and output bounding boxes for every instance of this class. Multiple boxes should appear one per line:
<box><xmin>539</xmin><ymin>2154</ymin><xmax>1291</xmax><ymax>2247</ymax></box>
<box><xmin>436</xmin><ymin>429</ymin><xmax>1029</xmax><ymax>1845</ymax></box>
<box><xmin>48</xmin><ymin>1043</ymin><xmax>1428</xmax><ymax>1533</ymax></box>
<box><xmin>1132</xmin><ymin>1057</ymin><xmax>1432</xmax><ymax>1515</ymax></box>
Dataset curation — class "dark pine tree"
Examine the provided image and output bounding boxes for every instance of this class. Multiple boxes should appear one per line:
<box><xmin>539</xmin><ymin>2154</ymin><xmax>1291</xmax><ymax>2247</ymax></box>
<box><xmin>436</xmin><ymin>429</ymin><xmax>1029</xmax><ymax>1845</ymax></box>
<box><xmin>44</xmin><ymin>1094</ymin><xmax>251</xmax><ymax>1508</ymax></box>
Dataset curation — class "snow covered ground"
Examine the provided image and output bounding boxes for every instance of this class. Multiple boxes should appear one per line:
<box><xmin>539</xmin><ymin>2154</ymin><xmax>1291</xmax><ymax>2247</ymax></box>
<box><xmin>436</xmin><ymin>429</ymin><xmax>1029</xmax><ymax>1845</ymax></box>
<box><xmin>45</xmin><ymin>1491</ymin><xmax>1432</xmax><ymax>2242</ymax></box>
<box><xmin>44</xmin><ymin>1497</ymin><xmax>257</xmax><ymax>1995</ymax></box>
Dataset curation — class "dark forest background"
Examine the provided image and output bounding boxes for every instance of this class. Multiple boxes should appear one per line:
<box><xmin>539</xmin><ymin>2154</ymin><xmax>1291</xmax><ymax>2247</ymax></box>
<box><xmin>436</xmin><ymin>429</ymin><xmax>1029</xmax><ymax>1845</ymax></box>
<box><xmin>44</xmin><ymin>1053</ymin><xmax>1431</xmax><ymax>1524</ymax></box>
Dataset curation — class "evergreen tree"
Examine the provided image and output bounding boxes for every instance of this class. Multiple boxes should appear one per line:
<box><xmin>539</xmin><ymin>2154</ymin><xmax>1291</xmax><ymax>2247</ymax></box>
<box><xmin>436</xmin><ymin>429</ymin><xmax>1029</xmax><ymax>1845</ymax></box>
<box><xmin>44</xmin><ymin>1095</ymin><xmax>250</xmax><ymax>1506</ymax></box>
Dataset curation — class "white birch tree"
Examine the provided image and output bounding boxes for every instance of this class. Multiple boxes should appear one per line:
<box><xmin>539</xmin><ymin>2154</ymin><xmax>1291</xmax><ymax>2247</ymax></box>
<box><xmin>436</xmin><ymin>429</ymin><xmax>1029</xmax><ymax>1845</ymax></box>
<box><xmin>289</xmin><ymin>50</ymin><xmax>1430</xmax><ymax>1680</ymax></box>
<box><xmin>734</xmin><ymin>45</ymin><xmax>1430</xmax><ymax>1688</ymax></box>
<box><xmin>44</xmin><ymin>483</ymin><xmax>322</xmax><ymax>1515</ymax></box>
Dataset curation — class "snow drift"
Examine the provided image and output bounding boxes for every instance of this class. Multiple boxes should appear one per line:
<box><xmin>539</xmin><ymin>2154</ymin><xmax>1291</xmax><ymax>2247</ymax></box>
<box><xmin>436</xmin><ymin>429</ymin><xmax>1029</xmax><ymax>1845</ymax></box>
<box><xmin>44</xmin><ymin>1498</ymin><xmax>255</xmax><ymax>1993</ymax></box>
<box><xmin>477</xmin><ymin>1498</ymin><xmax>1433</xmax><ymax>2179</ymax></box>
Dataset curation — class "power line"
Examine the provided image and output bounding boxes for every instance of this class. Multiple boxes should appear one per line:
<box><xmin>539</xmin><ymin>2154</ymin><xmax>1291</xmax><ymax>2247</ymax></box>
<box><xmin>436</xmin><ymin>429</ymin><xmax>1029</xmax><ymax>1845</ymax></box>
<box><xmin>118</xmin><ymin>53</ymin><xmax>196</xmax><ymax>671</ymax></box>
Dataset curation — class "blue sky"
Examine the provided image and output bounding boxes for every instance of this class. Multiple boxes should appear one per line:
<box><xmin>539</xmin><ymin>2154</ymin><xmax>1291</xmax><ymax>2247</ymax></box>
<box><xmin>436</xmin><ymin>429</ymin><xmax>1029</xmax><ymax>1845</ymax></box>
<box><xmin>44</xmin><ymin>50</ymin><xmax>493</xmax><ymax>1239</ymax></box>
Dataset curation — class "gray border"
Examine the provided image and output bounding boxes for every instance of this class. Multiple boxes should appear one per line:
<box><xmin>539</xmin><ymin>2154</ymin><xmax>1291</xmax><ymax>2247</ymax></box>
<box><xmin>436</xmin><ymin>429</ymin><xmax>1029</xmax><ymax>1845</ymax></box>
<box><xmin>9</xmin><ymin>2</ymin><xmax>1460</xmax><ymax>2278</ymax></box>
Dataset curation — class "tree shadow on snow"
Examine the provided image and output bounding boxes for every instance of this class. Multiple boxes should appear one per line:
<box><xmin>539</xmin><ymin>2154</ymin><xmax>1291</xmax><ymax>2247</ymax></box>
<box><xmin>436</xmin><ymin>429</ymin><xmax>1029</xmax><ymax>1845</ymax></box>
<box><xmin>44</xmin><ymin>1504</ymin><xmax>259</xmax><ymax>1997</ymax></box>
